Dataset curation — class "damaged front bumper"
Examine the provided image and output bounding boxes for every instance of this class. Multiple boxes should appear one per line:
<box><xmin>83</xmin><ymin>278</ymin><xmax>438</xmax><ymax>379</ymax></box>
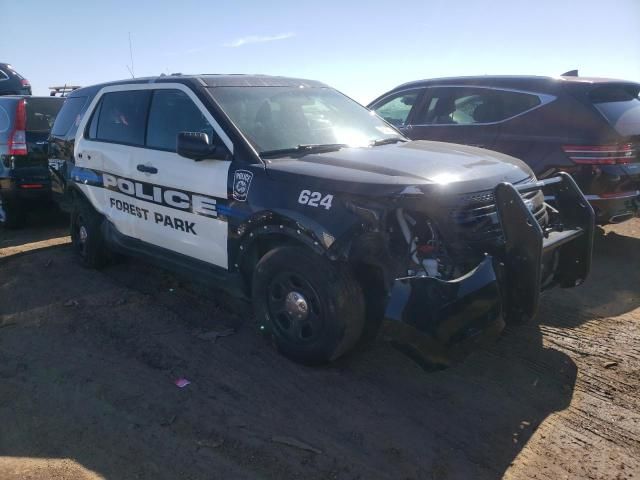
<box><xmin>384</xmin><ymin>173</ymin><xmax>594</xmax><ymax>364</ymax></box>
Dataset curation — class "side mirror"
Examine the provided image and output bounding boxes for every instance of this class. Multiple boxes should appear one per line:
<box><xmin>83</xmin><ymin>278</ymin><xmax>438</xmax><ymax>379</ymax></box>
<box><xmin>177</xmin><ymin>132</ymin><xmax>227</xmax><ymax>161</ymax></box>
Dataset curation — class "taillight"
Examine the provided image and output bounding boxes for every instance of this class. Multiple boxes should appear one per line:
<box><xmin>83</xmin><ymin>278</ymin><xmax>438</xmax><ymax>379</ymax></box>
<box><xmin>8</xmin><ymin>99</ymin><xmax>27</xmax><ymax>155</ymax></box>
<box><xmin>20</xmin><ymin>78</ymin><xmax>30</xmax><ymax>87</ymax></box>
<box><xmin>562</xmin><ymin>144</ymin><xmax>636</xmax><ymax>165</ymax></box>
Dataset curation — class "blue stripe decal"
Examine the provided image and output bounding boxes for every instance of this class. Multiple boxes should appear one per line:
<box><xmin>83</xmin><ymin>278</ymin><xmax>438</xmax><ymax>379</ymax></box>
<box><xmin>217</xmin><ymin>205</ymin><xmax>249</xmax><ymax>219</ymax></box>
<box><xmin>70</xmin><ymin>166</ymin><xmax>102</xmax><ymax>186</ymax></box>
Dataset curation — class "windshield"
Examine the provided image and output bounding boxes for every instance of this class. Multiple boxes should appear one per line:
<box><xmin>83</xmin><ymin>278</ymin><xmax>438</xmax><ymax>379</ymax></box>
<box><xmin>209</xmin><ymin>86</ymin><xmax>403</xmax><ymax>155</ymax></box>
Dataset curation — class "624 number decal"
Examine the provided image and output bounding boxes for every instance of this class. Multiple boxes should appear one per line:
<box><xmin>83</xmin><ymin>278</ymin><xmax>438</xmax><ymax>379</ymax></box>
<box><xmin>298</xmin><ymin>190</ymin><xmax>333</xmax><ymax>210</ymax></box>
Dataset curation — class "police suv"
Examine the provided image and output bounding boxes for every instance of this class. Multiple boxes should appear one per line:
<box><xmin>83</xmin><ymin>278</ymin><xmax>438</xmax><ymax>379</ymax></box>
<box><xmin>49</xmin><ymin>75</ymin><xmax>594</xmax><ymax>364</ymax></box>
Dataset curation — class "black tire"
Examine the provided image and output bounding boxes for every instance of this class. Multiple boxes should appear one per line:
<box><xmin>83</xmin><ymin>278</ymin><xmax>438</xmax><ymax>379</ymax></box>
<box><xmin>0</xmin><ymin>195</ymin><xmax>25</xmax><ymax>229</ymax></box>
<box><xmin>70</xmin><ymin>198</ymin><xmax>108</xmax><ymax>269</ymax></box>
<box><xmin>252</xmin><ymin>246</ymin><xmax>365</xmax><ymax>364</ymax></box>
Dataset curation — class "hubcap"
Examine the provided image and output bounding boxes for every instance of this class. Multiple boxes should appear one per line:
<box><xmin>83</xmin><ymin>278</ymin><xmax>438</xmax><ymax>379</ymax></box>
<box><xmin>74</xmin><ymin>215</ymin><xmax>88</xmax><ymax>257</ymax></box>
<box><xmin>79</xmin><ymin>225</ymin><xmax>88</xmax><ymax>244</ymax></box>
<box><xmin>285</xmin><ymin>291</ymin><xmax>309</xmax><ymax>321</ymax></box>
<box><xmin>267</xmin><ymin>272</ymin><xmax>323</xmax><ymax>343</ymax></box>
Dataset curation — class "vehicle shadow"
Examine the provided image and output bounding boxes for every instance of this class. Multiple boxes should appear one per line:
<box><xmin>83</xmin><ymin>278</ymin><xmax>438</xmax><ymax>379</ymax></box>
<box><xmin>538</xmin><ymin>222</ymin><xmax>640</xmax><ymax>327</ymax></box>
<box><xmin>0</xmin><ymin>245</ymin><xmax>577</xmax><ymax>480</ymax></box>
<box><xmin>0</xmin><ymin>206</ymin><xmax>68</xmax><ymax>250</ymax></box>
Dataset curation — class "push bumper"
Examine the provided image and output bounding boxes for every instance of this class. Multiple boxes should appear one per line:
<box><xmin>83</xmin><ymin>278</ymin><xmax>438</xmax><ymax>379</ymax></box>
<box><xmin>384</xmin><ymin>173</ymin><xmax>594</xmax><ymax>363</ymax></box>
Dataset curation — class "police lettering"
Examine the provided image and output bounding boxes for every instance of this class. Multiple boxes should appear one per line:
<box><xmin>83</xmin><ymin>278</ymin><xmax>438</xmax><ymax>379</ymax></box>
<box><xmin>110</xmin><ymin>197</ymin><xmax>149</xmax><ymax>219</ymax></box>
<box><xmin>154</xmin><ymin>212</ymin><xmax>196</xmax><ymax>235</ymax></box>
<box><xmin>103</xmin><ymin>173</ymin><xmax>217</xmax><ymax>218</ymax></box>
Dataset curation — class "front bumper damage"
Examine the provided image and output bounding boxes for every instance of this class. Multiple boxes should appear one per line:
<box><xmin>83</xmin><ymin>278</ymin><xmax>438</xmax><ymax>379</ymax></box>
<box><xmin>384</xmin><ymin>173</ymin><xmax>594</xmax><ymax>365</ymax></box>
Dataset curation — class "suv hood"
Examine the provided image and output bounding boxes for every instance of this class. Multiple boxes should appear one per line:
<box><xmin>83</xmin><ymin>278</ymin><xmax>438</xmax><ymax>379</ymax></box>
<box><xmin>265</xmin><ymin>140</ymin><xmax>534</xmax><ymax>194</ymax></box>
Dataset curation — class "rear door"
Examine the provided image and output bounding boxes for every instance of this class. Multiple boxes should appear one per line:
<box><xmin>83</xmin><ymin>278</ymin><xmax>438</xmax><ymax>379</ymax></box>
<box><xmin>76</xmin><ymin>89</ymin><xmax>151</xmax><ymax>239</ymax></box>
<box><xmin>407</xmin><ymin>86</ymin><xmax>512</xmax><ymax>149</ymax></box>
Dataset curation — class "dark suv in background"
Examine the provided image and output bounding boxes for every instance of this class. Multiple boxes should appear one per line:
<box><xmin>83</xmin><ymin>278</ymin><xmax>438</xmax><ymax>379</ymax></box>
<box><xmin>0</xmin><ymin>96</ymin><xmax>64</xmax><ymax>227</ymax></box>
<box><xmin>369</xmin><ymin>76</ymin><xmax>640</xmax><ymax>224</ymax></box>
<box><xmin>0</xmin><ymin>63</ymin><xmax>32</xmax><ymax>96</ymax></box>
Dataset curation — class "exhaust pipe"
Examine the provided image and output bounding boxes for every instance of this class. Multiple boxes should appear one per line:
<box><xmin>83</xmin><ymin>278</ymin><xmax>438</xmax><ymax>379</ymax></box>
<box><xmin>609</xmin><ymin>212</ymin><xmax>635</xmax><ymax>224</ymax></box>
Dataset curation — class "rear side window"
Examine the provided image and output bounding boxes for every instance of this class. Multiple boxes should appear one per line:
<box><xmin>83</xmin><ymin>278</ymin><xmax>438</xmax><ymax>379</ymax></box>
<box><xmin>90</xmin><ymin>90</ymin><xmax>151</xmax><ymax>146</ymax></box>
<box><xmin>372</xmin><ymin>91</ymin><xmax>421</xmax><ymax>127</ymax></box>
<box><xmin>25</xmin><ymin>98</ymin><xmax>63</xmax><ymax>132</ymax></box>
<box><xmin>590</xmin><ymin>85</ymin><xmax>640</xmax><ymax>137</ymax></box>
<box><xmin>415</xmin><ymin>88</ymin><xmax>541</xmax><ymax>125</ymax></box>
<box><xmin>146</xmin><ymin>90</ymin><xmax>215</xmax><ymax>151</ymax></box>
<box><xmin>0</xmin><ymin>70</ymin><xmax>8</xmax><ymax>81</ymax></box>
<box><xmin>51</xmin><ymin>96</ymin><xmax>87</xmax><ymax>137</ymax></box>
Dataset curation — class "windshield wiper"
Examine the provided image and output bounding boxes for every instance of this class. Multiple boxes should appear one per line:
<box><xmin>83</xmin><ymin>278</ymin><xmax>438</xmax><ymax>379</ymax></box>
<box><xmin>260</xmin><ymin>143</ymin><xmax>348</xmax><ymax>158</ymax></box>
<box><xmin>370</xmin><ymin>137</ymin><xmax>407</xmax><ymax>147</ymax></box>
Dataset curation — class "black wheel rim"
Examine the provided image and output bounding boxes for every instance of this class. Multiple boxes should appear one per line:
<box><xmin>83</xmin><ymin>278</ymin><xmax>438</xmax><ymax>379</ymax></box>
<box><xmin>73</xmin><ymin>214</ymin><xmax>89</xmax><ymax>258</ymax></box>
<box><xmin>267</xmin><ymin>271</ymin><xmax>323</xmax><ymax>344</ymax></box>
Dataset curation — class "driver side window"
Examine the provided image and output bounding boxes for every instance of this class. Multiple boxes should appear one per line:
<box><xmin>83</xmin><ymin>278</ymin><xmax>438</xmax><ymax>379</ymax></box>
<box><xmin>146</xmin><ymin>89</ymin><xmax>216</xmax><ymax>152</ymax></box>
<box><xmin>372</xmin><ymin>91</ymin><xmax>421</xmax><ymax>127</ymax></box>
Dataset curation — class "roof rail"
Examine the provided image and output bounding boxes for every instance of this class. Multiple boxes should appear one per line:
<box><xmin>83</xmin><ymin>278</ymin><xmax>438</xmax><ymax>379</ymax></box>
<box><xmin>49</xmin><ymin>85</ymin><xmax>82</xmax><ymax>97</ymax></box>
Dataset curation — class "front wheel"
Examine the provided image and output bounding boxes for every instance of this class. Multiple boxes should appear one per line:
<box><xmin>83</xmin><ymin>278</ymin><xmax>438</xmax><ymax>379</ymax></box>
<box><xmin>70</xmin><ymin>198</ymin><xmax>109</xmax><ymax>269</ymax></box>
<box><xmin>252</xmin><ymin>246</ymin><xmax>365</xmax><ymax>364</ymax></box>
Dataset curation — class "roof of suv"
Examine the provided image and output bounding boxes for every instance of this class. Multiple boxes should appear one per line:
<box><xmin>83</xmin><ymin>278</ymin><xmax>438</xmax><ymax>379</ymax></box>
<box><xmin>67</xmin><ymin>74</ymin><xmax>328</xmax><ymax>98</ymax></box>
<box><xmin>386</xmin><ymin>75</ymin><xmax>640</xmax><ymax>96</ymax></box>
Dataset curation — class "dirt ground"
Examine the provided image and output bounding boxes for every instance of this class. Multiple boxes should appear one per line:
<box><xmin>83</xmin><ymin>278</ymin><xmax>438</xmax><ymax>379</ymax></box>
<box><xmin>1</xmin><ymin>209</ymin><xmax>639</xmax><ymax>480</ymax></box>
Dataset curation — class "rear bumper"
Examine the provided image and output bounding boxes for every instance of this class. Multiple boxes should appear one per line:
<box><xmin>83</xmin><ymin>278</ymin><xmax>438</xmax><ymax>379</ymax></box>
<box><xmin>384</xmin><ymin>173</ymin><xmax>594</xmax><ymax>363</ymax></box>
<box><xmin>583</xmin><ymin>191</ymin><xmax>640</xmax><ymax>224</ymax></box>
<box><xmin>571</xmin><ymin>163</ymin><xmax>640</xmax><ymax>224</ymax></box>
<box><xmin>0</xmin><ymin>177</ymin><xmax>51</xmax><ymax>201</ymax></box>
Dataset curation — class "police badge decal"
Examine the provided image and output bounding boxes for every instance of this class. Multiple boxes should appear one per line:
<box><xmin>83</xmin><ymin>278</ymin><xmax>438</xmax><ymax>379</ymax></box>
<box><xmin>233</xmin><ymin>170</ymin><xmax>253</xmax><ymax>201</ymax></box>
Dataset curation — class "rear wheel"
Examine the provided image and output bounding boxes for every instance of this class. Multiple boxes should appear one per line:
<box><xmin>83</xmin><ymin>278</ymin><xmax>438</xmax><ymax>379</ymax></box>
<box><xmin>70</xmin><ymin>198</ymin><xmax>109</xmax><ymax>269</ymax></box>
<box><xmin>252</xmin><ymin>246</ymin><xmax>365</xmax><ymax>364</ymax></box>
<box><xmin>0</xmin><ymin>195</ymin><xmax>25</xmax><ymax>229</ymax></box>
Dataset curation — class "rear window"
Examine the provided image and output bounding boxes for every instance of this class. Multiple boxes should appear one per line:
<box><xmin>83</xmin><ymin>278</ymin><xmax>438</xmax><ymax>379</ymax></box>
<box><xmin>0</xmin><ymin>105</ymin><xmax>10</xmax><ymax>133</ymax></box>
<box><xmin>51</xmin><ymin>96</ymin><xmax>87</xmax><ymax>137</ymax></box>
<box><xmin>590</xmin><ymin>84</ymin><xmax>640</xmax><ymax>137</ymax></box>
<box><xmin>5</xmin><ymin>65</ymin><xmax>23</xmax><ymax>79</ymax></box>
<box><xmin>25</xmin><ymin>98</ymin><xmax>63</xmax><ymax>132</ymax></box>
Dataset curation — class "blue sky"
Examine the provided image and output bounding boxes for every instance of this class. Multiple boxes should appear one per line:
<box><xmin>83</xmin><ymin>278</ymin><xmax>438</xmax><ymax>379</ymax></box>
<box><xmin>2</xmin><ymin>0</ymin><xmax>639</xmax><ymax>103</ymax></box>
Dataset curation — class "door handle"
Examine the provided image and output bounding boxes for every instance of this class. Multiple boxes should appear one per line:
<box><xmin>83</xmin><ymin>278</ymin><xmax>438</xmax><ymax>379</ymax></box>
<box><xmin>137</xmin><ymin>164</ymin><xmax>158</xmax><ymax>174</ymax></box>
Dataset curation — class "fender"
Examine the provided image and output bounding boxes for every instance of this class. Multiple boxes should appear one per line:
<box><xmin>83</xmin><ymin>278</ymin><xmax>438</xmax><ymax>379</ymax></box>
<box><xmin>231</xmin><ymin>208</ymin><xmax>365</xmax><ymax>271</ymax></box>
<box><xmin>67</xmin><ymin>165</ymin><xmax>104</xmax><ymax>211</ymax></box>
<box><xmin>232</xmin><ymin>211</ymin><xmax>329</xmax><ymax>270</ymax></box>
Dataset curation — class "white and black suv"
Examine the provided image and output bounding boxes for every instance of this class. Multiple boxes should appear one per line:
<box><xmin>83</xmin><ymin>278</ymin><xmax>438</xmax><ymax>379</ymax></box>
<box><xmin>50</xmin><ymin>75</ymin><xmax>594</xmax><ymax>365</ymax></box>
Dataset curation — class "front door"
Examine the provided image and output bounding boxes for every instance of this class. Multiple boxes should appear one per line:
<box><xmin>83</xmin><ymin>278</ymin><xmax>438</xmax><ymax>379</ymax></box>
<box><xmin>130</xmin><ymin>87</ymin><xmax>231</xmax><ymax>268</ymax></box>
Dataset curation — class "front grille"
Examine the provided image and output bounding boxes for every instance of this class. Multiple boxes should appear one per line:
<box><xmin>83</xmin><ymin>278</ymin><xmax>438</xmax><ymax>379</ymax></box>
<box><xmin>451</xmin><ymin>183</ymin><xmax>547</xmax><ymax>244</ymax></box>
